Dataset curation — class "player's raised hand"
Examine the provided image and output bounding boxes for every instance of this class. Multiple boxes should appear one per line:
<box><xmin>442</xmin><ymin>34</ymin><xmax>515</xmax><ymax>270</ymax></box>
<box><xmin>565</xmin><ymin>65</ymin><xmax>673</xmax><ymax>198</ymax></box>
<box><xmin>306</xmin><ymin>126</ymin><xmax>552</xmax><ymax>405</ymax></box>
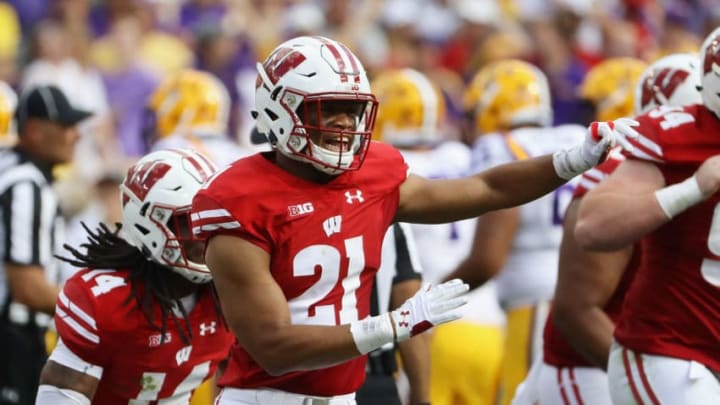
<box><xmin>390</xmin><ymin>279</ymin><xmax>469</xmax><ymax>341</ymax></box>
<box><xmin>553</xmin><ymin>117</ymin><xmax>640</xmax><ymax>180</ymax></box>
<box><xmin>588</xmin><ymin>118</ymin><xmax>640</xmax><ymax>154</ymax></box>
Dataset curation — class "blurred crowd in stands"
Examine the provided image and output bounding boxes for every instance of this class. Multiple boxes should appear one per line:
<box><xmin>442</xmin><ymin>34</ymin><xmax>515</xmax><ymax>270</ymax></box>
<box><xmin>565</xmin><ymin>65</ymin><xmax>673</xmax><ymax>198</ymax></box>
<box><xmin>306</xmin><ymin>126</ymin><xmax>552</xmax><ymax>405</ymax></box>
<box><xmin>0</xmin><ymin>0</ymin><xmax>716</xmax><ymax>221</ymax></box>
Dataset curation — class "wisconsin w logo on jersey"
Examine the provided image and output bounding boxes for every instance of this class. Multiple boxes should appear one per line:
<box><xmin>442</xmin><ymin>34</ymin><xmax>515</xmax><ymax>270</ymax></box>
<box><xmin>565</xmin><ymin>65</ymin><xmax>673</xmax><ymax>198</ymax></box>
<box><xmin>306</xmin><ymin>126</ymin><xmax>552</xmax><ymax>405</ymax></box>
<box><xmin>323</xmin><ymin>216</ymin><xmax>342</xmax><ymax>237</ymax></box>
<box><xmin>175</xmin><ymin>346</ymin><xmax>193</xmax><ymax>366</ymax></box>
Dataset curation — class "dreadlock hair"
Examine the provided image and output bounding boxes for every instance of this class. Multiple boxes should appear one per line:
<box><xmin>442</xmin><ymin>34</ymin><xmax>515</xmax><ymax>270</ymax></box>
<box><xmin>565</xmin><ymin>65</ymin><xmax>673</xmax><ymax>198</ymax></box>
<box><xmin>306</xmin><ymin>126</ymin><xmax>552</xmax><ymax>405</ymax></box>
<box><xmin>57</xmin><ymin>222</ymin><xmax>226</xmax><ymax>345</ymax></box>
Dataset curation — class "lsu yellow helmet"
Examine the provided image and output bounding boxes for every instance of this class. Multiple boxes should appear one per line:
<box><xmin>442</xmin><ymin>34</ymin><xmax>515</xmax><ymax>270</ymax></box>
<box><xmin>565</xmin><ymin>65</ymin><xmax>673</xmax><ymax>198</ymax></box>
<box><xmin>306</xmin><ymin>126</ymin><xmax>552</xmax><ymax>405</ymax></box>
<box><xmin>464</xmin><ymin>59</ymin><xmax>552</xmax><ymax>135</ymax></box>
<box><xmin>372</xmin><ymin>68</ymin><xmax>446</xmax><ymax>147</ymax></box>
<box><xmin>0</xmin><ymin>81</ymin><xmax>17</xmax><ymax>146</ymax></box>
<box><xmin>579</xmin><ymin>58</ymin><xmax>647</xmax><ymax>121</ymax></box>
<box><xmin>147</xmin><ymin>69</ymin><xmax>230</xmax><ymax>140</ymax></box>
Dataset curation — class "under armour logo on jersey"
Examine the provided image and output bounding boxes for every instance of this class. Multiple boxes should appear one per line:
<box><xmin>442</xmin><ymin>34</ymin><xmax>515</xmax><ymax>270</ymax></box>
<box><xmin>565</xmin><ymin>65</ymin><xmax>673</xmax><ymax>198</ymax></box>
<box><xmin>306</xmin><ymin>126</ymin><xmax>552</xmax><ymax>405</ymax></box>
<box><xmin>175</xmin><ymin>345</ymin><xmax>193</xmax><ymax>366</ymax></box>
<box><xmin>345</xmin><ymin>190</ymin><xmax>364</xmax><ymax>204</ymax></box>
<box><xmin>200</xmin><ymin>321</ymin><xmax>216</xmax><ymax>336</ymax></box>
<box><xmin>323</xmin><ymin>215</ymin><xmax>342</xmax><ymax>237</ymax></box>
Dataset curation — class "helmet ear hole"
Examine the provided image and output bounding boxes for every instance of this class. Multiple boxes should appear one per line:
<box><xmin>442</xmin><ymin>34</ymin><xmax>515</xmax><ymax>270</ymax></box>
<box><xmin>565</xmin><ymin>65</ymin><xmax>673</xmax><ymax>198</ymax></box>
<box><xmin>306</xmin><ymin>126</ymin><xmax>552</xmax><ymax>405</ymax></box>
<box><xmin>139</xmin><ymin>202</ymin><xmax>150</xmax><ymax>217</ymax></box>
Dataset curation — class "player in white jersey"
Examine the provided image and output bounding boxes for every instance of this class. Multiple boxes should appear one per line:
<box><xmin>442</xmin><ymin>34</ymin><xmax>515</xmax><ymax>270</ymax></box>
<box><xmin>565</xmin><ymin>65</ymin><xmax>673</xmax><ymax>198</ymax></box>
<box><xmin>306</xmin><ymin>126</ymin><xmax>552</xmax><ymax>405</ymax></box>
<box><xmin>443</xmin><ymin>59</ymin><xmax>589</xmax><ymax>405</ymax></box>
<box><xmin>147</xmin><ymin>69</ymin><xmax>260</xmax><ymax>168</ymax></box>
<box><xmin>372</xmin><ymin>68</ymin><xmax>505</xmax><ymax>405</ymax></box>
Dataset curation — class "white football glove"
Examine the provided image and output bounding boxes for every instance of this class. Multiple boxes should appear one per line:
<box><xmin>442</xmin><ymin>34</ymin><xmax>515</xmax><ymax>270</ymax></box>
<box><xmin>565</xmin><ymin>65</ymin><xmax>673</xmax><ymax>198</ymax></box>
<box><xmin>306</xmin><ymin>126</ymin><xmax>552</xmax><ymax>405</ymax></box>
<box><xmin>390</xmin><ymin>279</ymin><xmax>469</xmax><ymax>341</ymax></box>
<box><xmin>553</xmin><ymin>118</ymin><xmax>640</xmax><ymax>180</ymax></box>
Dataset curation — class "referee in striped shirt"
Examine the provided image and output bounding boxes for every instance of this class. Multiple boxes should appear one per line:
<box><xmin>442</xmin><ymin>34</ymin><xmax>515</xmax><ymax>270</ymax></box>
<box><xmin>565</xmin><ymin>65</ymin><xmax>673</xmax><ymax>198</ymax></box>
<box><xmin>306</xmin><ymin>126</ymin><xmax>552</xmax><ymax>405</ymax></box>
<box><xmin>357</xmin><ymin>223</ymin><xmax>431</xmax><ymax>405</ymax></box>
<box><xmin>0</xmin><ymin>84</ymin><xmax>90</xmax><ymax>405</ymax></box>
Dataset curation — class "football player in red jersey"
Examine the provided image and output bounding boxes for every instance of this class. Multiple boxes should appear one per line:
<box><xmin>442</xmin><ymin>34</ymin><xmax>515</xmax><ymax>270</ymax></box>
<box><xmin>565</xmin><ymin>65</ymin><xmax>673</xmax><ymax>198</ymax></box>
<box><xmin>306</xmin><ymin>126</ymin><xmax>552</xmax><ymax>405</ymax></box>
<box><xmin>511</xmin><ymin>53</ymin><xmax>703</xmax><ymax>405</ymax></box>
<box><xmin>575</xmin><ymin>27</ymin><xmax>720</xmax><ymax>404</ymax></box>
<box><xmin>191</xmin><ymin>35</ymin><xmax>633</xmax><ymax>404</ymax></box>
<box><xmin>35</xmin><ymin>149</ymin><xmax>234</xmax><ymax>405</ymax></box>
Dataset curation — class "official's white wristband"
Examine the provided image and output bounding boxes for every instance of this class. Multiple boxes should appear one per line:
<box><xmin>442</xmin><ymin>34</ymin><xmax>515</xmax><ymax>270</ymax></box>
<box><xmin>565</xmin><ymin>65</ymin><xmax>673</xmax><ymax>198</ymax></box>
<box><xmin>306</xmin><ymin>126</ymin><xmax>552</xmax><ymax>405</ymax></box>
<box><xmin>349</xmin><ymin>313</ymin><xmax>395</xmax><ymax>355</ymax></box>
<box><xmin>654</xmin><ymin>176</ymin><xmax>704</xmax><ymax>219</ymax></box>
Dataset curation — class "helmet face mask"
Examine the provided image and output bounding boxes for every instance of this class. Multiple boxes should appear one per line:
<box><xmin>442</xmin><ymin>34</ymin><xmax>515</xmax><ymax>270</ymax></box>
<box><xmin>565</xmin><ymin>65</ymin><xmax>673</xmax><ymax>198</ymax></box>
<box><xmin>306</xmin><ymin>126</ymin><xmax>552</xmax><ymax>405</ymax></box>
<box><xmin>634</xmin><ymin>53</ymin><xmax>702</xmax><ymax>115</ymax></box>
<box><xmin>700</xmin><ymin>27</ymin><xmax>720</xmax><ymax>118</ymax></box>
<box><xmin>120</xmin><ymin>149</ymin><xmax>217</xmax><ymax>284</ymax></box>
<box><xmin>254</xmin><ymin>36</ymin><xmax>378</xmax><ymax>175</ymax></box>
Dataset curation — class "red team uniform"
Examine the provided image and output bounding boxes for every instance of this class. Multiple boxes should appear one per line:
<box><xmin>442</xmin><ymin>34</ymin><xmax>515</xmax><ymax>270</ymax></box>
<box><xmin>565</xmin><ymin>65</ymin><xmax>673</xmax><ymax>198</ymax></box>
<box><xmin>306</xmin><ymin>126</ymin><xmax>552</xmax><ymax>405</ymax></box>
<box><xmin>55</xmin><ymin>268</ymin><xmax>234</xmax><ymax>404</ymax></box>
<box><xmin>617</xmin><ymin>104</ymin><xmax>720</xmax><ymax>371</ymax></box>
<box><xmin>191</xmin><ymin>142</ymin><xmax>408</xmax><ymax>396</ymax></box>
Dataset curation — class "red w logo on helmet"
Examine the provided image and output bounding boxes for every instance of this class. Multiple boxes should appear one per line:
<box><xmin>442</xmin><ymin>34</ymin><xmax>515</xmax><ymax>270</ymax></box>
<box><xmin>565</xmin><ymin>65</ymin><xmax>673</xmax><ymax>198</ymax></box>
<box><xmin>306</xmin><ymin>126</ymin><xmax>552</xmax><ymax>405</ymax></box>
<box><xmin>703</xmin><ymin>34</ymin><xmax>720</xmax><ymax>76</ymax></box>
<box><xmin>259</xmin><ymin>47</ymin><xmax>307</xmax><ymax>87</ymax></box>
<box><xmin>640</xmin><ymin>68</ymin><xmax>690</xmax><ymax>110</ymax></box>
<box><xmin>122</xmin><ymin>160</ymin><xmax>172</xmax><ymax>204</ymax></box>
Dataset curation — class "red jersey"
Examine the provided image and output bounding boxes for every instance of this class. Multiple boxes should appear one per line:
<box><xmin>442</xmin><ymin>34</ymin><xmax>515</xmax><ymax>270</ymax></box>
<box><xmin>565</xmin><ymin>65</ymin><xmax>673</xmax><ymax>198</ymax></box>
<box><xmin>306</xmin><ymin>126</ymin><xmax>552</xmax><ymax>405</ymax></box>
<box><xmin>543</xmin><ymin>154</ymin><xmax>641</xmax><ymax>367</ymax></box>
<box><xmin>615</xmin><ymin>104</ymin><xmax>720</xmax><ymax>371</ymax></box>
<box><xmin>191</xmin><ymin>142</ymin><xmax>408</xmax><ymax>396</ymax></box>
<box><xmin>55</xmin><ymin>268</ymin><xmax>233</xmax><ymax>404</ymax></box>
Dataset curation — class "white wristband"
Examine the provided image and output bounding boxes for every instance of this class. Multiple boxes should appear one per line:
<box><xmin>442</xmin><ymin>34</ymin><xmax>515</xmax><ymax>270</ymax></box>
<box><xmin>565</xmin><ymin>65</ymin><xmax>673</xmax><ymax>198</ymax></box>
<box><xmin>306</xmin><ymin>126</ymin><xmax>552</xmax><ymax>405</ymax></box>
<box><xmin>349</xmin><ymin>313</ymin><xmax>395</xmax><ymax>355</ymax></box>
<box><xmin>654</xmin><ymin>176</ymin><xmax>704</xmax><ymax>219</ymax></box>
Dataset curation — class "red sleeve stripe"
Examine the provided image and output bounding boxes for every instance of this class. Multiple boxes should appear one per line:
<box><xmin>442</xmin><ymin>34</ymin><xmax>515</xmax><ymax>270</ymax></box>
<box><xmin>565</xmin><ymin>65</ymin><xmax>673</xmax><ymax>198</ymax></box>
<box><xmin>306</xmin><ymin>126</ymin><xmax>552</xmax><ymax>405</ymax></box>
<box><xmin>193</xmin><ymin>222</ymin><xmax>241</xmax><ymax>236</ymax></box>
<box><xmin>577</xmin><ymin>177</ymin><xmax>600</xmax><ymax>192</ymax></box>
<box><xmin>191</xmin><ymin>208</ymin><xmax>241</xmax><ymax>235</ymax></box>
<box><xmin>582</xmin><ymin>167</ymin><xmax>607</xmax><ymax>182</ymax></box>
<box><xmin>56</xmin><ymin>306</ymin><xmax>100</xmax><ymax>344</ymax></box>
<box><xmin>58</xmin><ymin>290</ymin><xmax>97</xmax><ymax>330</ymax></box>
<box><xmin>191</xmin><ymin>208</ymin><xmax>234</xmax><ymax>221</ymax></box>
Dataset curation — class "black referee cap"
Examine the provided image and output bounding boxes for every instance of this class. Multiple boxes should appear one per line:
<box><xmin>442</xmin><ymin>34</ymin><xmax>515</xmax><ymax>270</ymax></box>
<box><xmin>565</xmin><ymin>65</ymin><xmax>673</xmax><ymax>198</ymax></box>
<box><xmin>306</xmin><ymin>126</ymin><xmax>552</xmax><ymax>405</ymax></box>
<box><xmin>15</xmin><ymin>84</ymin><xmax>92</xmax><ymax>127</ymax></box>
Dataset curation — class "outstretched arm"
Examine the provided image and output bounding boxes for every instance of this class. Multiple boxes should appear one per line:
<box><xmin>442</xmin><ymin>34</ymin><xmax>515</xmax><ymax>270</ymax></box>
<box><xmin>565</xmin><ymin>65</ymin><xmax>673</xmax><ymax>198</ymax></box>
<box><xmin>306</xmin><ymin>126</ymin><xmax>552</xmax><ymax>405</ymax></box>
<box><xmin>575</xmin><ymin>155</ymin><xmax>720</xmax><ymax>250</ymax></box>
<box><xmin>205</xmin><ymin>235</ymin><xmax>468</xmax><ymax>376</ymax></box>
<box><xmin>552</xmin><ymin>199</ymin><xmax>633</xmax><ymax>369</ymax></box>
<box><xmin>397</xmin><ymin>156</ymin><xmax>565</xmax><ymax>223</ymax></box>
<box><xmin>396</xmin><ymin>120</ymin><xmax>631</xmax><ymax>224</ymax></box>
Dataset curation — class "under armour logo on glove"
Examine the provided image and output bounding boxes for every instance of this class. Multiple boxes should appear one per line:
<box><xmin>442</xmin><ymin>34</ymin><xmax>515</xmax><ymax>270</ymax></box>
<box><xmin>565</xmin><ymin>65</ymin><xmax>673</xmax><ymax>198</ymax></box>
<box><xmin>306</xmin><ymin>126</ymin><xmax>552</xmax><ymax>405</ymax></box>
<box><xmin>390</xmin><ymin>279</ymin><xmax>469</xmax><ymax>342</ymax></box>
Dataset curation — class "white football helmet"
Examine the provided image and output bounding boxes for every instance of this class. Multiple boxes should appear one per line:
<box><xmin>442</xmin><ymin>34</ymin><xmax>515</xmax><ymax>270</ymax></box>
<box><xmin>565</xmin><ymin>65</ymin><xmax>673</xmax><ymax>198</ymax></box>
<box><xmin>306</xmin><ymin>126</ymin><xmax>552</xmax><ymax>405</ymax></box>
<box><xmin>120</xmin><ymin>149</ymin><xmax>217</xmax><ymax>284</ymax></box>
<box><xmin>634</xmin><ymin>53</ymin><xmax>702</xmax><ymax>115</ymax></box>
<box><xmin>254</xmin><ymin>36</ymin><xmax>378</xmax><ymax>175</ymax></box>
<box><xmin>700</xmin><ymin>26</ymin><xmax>720</xmax><ymax>117</ymax></box>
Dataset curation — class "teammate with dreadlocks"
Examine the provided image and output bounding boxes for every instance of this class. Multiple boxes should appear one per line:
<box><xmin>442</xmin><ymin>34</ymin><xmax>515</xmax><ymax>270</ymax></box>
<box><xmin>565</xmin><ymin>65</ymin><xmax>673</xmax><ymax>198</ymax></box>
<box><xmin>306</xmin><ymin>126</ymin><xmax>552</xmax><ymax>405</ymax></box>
<box><xmin>35</xmin><ymin>149</ymin><xmax>233</xmax><ymax>405</ymax></box>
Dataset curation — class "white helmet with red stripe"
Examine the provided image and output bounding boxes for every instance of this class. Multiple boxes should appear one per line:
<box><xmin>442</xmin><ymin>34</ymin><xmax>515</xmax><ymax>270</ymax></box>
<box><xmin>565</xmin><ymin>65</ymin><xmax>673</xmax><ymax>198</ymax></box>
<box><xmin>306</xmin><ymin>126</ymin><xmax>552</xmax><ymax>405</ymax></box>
<box><xmin>634</xmin><ymin>53</ymin><xmax>702</xmax><ymax>115</ymax></box>
<box><xmin>700</xmin><ymin>26</ymin><xmax>720</xmax><ymax>117</ymax></box>
<box><xmin>120</xmin><ymin>149</ymin><xmax>217</xmax><ymax>283</ymax></box>
<box><xmin>254</xmin><ymin>35</ymin><xmax>378</xmax><ymax>175</ymax></box>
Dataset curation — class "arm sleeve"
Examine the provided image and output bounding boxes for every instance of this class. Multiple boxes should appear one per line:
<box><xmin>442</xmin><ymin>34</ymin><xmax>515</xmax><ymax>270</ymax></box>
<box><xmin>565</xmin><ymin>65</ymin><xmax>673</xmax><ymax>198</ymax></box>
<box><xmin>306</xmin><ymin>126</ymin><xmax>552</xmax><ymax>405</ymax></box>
<box><xmin>1</xmin><ymin>181</ymin><xmax>44</xmax><ymax>265</ymax></box>
<box><xmin>53</xmin><ymin>277</ymin><xmax>109</xmax><ymax>367</ymax></box>
<box><xmin>192</xmin><ymin>192</ymin><xmax>272</xmax><ymax>252</ymax></box>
